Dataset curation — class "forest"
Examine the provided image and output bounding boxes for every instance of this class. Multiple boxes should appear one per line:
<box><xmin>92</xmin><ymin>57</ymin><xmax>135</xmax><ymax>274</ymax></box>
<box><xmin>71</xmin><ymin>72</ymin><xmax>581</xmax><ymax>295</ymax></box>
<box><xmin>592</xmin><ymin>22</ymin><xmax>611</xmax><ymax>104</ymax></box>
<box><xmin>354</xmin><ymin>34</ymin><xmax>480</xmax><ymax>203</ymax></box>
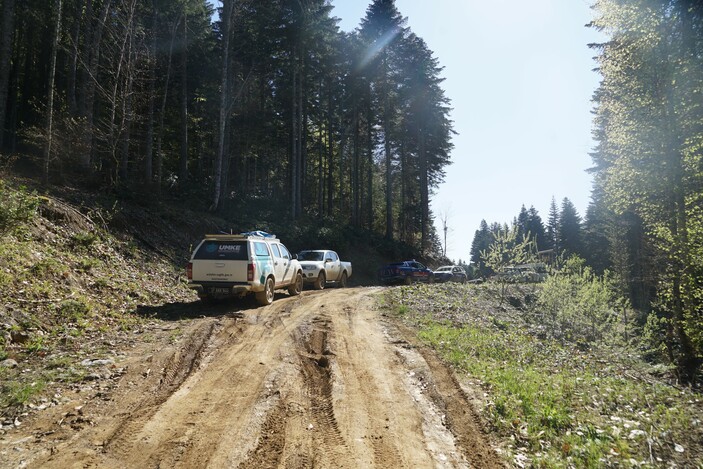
<box><xmin>0</xmin><ymin>0</ymin><xmax>701</xmax><ymax>383</ymax></box>
<box><xmin>0</xmin><ymin>0</ymin><xmax>452</xmax><ymax>253</ymax></box>
<box><xmin>471</xmin><ymin>0</ymin><xmax>703</xmax><ymax>383</ymax></box>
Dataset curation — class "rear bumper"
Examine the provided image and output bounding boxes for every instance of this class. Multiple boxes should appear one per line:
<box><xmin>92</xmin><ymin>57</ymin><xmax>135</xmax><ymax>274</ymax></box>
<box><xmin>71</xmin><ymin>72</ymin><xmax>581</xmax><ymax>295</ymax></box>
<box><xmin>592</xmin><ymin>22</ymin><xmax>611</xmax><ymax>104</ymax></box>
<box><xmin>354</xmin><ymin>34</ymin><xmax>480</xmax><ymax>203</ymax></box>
<box><xmin>188</xmin><ymin>281</ymin><xmax>257</xmax><ymax>297</ymax></box>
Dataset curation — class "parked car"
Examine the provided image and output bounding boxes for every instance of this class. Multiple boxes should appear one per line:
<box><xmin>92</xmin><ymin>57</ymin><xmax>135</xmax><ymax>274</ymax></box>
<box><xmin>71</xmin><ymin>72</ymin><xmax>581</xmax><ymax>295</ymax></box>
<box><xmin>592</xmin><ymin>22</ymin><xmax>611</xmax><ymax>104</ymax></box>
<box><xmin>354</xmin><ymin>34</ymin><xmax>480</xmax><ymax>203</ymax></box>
<box><xmin>433</xmin><ymin>265</ymin><xmax>468</xmax><ymax>283</ymax></box>
<box><xmin>186</xmin><ymin>232</ymin><xmax>303</xmax><ymax>305</ymax></box>
<box><xmin>297</xmin><ymin>250</ymin><xmax>352</xmax><ymax>290</ymax></box>
<box><xmin>378</xmin><ymin>260</ymin><xmax>434</xmax><ymax>285</ymax></box>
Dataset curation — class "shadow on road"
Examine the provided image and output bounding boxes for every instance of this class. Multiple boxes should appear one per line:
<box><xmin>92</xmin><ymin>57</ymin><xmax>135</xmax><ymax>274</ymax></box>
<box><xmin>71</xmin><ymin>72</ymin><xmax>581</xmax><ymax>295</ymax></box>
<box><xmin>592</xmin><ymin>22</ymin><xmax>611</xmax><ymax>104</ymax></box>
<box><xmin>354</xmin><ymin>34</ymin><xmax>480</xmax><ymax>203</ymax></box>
<box><xmin>135</xmin><ymin>296</ymin><xmax>257</xmax><ymax>321</ymax></box>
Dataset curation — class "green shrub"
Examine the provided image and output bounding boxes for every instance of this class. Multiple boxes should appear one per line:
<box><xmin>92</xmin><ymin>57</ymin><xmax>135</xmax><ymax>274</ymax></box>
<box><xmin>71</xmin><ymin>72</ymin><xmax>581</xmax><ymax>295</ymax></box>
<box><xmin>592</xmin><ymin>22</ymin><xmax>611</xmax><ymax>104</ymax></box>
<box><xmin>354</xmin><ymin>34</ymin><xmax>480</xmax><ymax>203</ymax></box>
<box><xmin>536</xmin><ymin>256</ymin><xmax>619</xmax><ymax>344</ymax></box>
<box><xmin>71</xmin><ymin>231</ymin><xmax>99</xmax><ymax>249</ymax></box>
<box><xmin>0</xmin><ymin>181</ymin><xmax>39</xmax><ymax>233</ymax></box>
<box><xmin>24</xmin><ymin>335</ymin><xmax>46</xmax><ymax>354</ymax></box>
<box><xmin>57</xmin><ymin>299</ymin><xmax>90</xmax><ymax>322</ymax></box>
<box><xmin>77</xmin><ymin>257</ymin><xmax>99</xmax><ymax>272</ymax></box>
<box><xmin>30</xmin><ymin>257</ymin><xmax>64</xmax><ymax>277</ymax></box>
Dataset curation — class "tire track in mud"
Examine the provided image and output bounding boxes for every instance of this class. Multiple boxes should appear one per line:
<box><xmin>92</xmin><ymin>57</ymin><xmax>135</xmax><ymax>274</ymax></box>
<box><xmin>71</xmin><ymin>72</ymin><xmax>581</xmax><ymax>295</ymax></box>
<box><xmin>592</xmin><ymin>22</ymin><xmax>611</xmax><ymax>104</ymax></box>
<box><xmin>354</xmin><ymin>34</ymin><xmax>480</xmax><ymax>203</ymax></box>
<box><xmin>298</xmin><ymin>316</ymin><xmax>351</xmax><ymax>467</ymax></box>
<box><xmin>234</xmin><ymin>312</ymin><xmax>352</xmax><ymax>469</ymax></box>
<box><xmin>102</xmin><ymin>319</ymin><xmax>218</xmax><ymax>460</ymax></box>
<box><xmin>22</xmin><ymin>288</ymin><xmax>503</xmax><ymax>469</ymax></box>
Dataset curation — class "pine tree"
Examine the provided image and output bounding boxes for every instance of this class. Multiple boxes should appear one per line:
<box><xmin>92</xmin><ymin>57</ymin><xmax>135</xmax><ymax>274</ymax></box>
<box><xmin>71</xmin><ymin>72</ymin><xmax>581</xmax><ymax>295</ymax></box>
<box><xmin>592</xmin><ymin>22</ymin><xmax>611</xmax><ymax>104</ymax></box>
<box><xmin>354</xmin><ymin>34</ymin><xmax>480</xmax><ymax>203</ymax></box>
<box><xmin>470</xmin><ymin>219</ymin><xmax>491</xmax><ymax>276</ymax></box>
<box><xmin>558</xmin><ymin>197</ymin><xmax>583</xmax><ymax>258</ymax></box>
<box><xmin>526</xmin><ymin>206</ymin><xmax>547</xmax><ymax>251</ymax></box>
<box><xmin>547</xmin><ymin>196</ymin><xmax>559</xmax><ymax>252</ymax></box>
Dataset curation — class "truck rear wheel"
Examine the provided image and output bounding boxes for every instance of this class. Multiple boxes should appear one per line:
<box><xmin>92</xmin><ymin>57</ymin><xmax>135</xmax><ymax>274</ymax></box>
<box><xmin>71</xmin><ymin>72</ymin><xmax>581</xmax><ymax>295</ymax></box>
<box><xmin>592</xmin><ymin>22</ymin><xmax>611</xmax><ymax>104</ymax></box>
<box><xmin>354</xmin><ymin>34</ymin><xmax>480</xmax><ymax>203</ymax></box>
<box><xmin>256</xmin><ymin>277</ymin><xmax>275</xmax><ymax>305</ymax></box>
<box><xmin>339</xmin><ymin>271</ymin><xmax>348</xmax><ymax>288</ymax></box>
<box><xmin>288</xmin><ymin>272</ymin><xmax>303</xmax><ymax>296</ymax></box>
<box><xmin>314</xmin><ymin>271</ymin><xmax>326</xmax><ymax>290</ymax></box>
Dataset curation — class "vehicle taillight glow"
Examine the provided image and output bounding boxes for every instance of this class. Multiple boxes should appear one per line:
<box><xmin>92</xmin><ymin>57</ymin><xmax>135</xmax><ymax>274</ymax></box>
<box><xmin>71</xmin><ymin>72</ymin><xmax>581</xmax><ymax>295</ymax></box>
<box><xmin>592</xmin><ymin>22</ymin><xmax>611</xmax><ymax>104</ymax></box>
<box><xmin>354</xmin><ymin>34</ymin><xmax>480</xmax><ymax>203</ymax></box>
<box><xmin>247</xmin><ymin>262</ymin><xmax>254</xmax><ymax>282</ymax></box>
<box><xmin>186</xmin><ymin>262</ymin><xmax>193</xmax><ymax>280</ymax></box>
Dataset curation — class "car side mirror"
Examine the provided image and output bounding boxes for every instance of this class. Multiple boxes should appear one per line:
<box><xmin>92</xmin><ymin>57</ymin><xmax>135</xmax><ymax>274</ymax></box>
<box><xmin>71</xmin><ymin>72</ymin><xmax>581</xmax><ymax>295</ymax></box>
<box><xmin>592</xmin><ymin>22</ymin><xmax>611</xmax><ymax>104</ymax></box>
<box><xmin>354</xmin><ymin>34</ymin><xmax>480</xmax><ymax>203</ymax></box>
<box><xmin>325</xmin><ymin>258</ymin><xmax>332</xmax><ymax>263</ymax></box>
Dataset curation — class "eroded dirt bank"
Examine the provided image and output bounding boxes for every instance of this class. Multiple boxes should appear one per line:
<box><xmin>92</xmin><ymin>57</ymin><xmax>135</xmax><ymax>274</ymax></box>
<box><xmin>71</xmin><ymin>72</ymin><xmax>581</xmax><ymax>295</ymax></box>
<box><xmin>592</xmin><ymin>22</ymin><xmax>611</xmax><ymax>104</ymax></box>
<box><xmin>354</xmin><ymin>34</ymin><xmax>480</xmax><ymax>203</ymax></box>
<box><xmin>1</xmin><ymin>288</ymin><xmax>502</xmax><ymax>468</ymax></box>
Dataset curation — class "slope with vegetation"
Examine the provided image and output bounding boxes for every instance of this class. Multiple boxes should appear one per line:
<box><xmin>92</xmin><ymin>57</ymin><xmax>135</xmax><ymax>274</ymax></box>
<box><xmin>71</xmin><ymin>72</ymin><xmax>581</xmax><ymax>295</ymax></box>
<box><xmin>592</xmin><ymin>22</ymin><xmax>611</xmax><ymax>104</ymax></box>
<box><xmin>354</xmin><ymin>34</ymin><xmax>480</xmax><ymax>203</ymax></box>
<box><xmin>0</xmin><ymin>178</ymin><xmax>199</xmax><ymax>413</ymax></box>
<box><xmin>383</xmin><ymin>282</ymin><xmax>703</xmax><ymax>467</ymax></box>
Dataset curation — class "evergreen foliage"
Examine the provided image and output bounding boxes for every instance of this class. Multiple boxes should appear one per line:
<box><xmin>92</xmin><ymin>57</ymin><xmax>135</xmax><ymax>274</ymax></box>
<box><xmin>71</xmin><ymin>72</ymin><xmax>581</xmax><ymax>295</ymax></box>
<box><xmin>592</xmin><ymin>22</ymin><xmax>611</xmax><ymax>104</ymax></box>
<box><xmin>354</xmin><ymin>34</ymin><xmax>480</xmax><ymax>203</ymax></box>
<box><xmin>0</xmin><ymin>0</ymin><xmax>454</xmax><ymax>257</ymax></box>
<box><xmin>590</xmin><ymin>0</ymin><xmax>703</xmax><ymax>381</ymax></box>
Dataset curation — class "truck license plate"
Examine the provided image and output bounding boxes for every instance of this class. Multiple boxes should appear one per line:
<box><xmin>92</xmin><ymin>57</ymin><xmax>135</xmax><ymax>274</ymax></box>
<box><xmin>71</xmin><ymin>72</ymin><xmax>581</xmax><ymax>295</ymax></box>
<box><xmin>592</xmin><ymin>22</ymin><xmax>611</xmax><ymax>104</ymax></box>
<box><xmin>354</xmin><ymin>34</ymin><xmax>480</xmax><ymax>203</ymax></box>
<box><xmin>210</xmin><ymin>287</ymin><xmax>230</xmax><ymax>295</ymax></box>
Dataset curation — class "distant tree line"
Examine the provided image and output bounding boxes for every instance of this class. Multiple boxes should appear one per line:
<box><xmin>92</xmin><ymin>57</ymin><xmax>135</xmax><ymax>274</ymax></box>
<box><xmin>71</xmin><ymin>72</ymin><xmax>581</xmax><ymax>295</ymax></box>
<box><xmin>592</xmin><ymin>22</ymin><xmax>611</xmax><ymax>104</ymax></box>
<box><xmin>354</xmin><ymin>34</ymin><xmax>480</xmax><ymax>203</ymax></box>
<box><xmin>469</xmin><ymin>197</ymin><xmax>584</xmax><ymax>277</ymax></box>
<box><xmin>470</xmin><ymin>0</ymin><xmax>703</xmax><ymax>383</ymax></box>
<box><xmin>0</xmin><ymin>0</ymin><xmax>453</xmax><ymax>255</ymax></box>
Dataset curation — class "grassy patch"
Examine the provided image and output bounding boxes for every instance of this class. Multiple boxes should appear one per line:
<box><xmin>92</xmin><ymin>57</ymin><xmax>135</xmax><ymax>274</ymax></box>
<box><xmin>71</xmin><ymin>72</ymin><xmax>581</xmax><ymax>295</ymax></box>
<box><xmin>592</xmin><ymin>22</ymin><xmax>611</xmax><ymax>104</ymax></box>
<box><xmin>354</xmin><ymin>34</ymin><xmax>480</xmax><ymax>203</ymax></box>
<box><xmin>383</xmin><ymin>283</ymin><xmax>703</xmax><ymax>467</ymax></box>
<box><xmin>0</xmin><ymin>379</ymin><xmax>46</xmax><ymax>408</ymax></box>
<box><xmin>70</xmin><ymin>231</ymin><xmax>99</xmax><ymax>250</ymax></box>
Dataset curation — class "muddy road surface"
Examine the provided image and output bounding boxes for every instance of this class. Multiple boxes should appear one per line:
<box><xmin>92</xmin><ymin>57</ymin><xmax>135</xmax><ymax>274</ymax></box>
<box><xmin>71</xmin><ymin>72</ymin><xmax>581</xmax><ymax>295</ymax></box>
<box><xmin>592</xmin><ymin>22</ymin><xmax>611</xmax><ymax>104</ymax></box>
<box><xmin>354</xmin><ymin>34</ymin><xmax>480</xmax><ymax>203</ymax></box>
<box><xmin>1</xmin><ymin>288</ymin><xmax>502</xmax><ymax>468</ymax></box>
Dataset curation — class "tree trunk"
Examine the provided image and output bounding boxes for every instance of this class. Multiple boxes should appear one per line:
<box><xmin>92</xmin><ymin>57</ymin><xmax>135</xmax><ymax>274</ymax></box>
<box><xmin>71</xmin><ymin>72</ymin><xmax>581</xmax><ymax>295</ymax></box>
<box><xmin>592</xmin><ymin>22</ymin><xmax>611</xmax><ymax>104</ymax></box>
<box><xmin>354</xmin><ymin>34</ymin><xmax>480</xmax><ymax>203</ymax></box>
<box><xmin>0</xmin><ymin>0</ymin><xmax>16</xmax><ymax>149</ymax></box>
<box><xmin>43</xmin><ymin>0</ymin><xmax>63</xmax><ymax>184</ymax></box>
<box><xmin>419</xmin><ymin>130</ymin><xmax>429</xmax><ymax>254</ymax></box>
<box><xmin>144</xmin><ymin>1</ymin><xmax>157</xmax><ymax>184</ymax></box>
<box><xmin>317</xmin><ymin>80</ymin><xmax>323</xmax><ymax>216</ymax></box>
<box><xmin>326</xmin><ymin>77</ymin><xmax>334</xmax><ymax>215</ymax></box>
<box><xmin>366</xmin><ymin>82</ymin><xmax>373</xmax><ymax>229</ymax></box>
<box><xmin>80</xmin><ymin>0</ymin><xmax>111</xmax><ymax>171</ymax></box>
<box><xmin>179</xmin><ymin>8</ymin><xmax>188</xmax><ymax>185</ymax></box>
<box><xmin>77</xmin><ymin>0</ymin><xmax>93</xmax><ymax>118</ymax></box>
<box><xmin>352</xmin><ymin>101</ymin><xmax>359</xmax><ymax>226</ymax></box>
<box><xmin>290</xmin><ymin>46</ymin><xmax>299</xmax><ymax>218</ymax></box>
<box><xmin>156</xmin><ymin>15</ymin><xmax>180</xmax><ymax>192</ymax></box>
<box><xmin>118</xmin><ymin>0</ymin><xmax>136</xmax><ymax>184</ymax></box>
<box><xmin>211</xmin><ymin>0</ymin><xmax>232</xmax><ymax>212</ymax></box>
<box><xmin>383</xmin><ymin>54</ymin><xmax>393</xmax><ymax>240</ymax></box>
<box><xmin>298</xmin><ymin>51</ymin><xmax>305</xmax><ymax>218</ymax></box>
<box><xmin>67</xmin><ymin>0</ymin><xmax>84</xmax><ymax>116</ymax></box>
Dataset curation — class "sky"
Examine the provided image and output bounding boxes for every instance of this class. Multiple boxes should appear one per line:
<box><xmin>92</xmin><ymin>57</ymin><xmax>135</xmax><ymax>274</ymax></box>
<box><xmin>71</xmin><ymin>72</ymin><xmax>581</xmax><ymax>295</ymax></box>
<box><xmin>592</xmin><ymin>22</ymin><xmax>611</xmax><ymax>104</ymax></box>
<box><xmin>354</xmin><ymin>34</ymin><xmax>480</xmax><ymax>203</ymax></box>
<box><xmin>330</xmin><ymin>0</ymin><xmax>605</xmax><ymax>262</ymax></box>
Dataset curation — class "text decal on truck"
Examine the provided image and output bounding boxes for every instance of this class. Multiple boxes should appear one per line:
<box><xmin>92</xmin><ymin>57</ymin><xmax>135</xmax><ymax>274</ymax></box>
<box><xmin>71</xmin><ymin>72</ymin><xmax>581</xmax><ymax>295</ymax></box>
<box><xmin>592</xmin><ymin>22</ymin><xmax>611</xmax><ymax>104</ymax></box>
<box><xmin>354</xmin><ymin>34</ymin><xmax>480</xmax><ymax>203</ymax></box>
<box><xmin>195</xmin><ymin>241</ymin><xmax>248</xmax><ymax>260</ymax></box>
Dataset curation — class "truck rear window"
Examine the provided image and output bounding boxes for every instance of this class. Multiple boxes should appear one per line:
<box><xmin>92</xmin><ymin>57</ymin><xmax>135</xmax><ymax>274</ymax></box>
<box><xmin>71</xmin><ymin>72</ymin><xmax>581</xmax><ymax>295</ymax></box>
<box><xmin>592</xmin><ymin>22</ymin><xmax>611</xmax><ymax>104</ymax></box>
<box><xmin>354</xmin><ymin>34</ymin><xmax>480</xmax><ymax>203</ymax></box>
<box><xmin>194</xmin><ymin>241</ymin><xmax>248</xmax><ymax>260</ymax></box>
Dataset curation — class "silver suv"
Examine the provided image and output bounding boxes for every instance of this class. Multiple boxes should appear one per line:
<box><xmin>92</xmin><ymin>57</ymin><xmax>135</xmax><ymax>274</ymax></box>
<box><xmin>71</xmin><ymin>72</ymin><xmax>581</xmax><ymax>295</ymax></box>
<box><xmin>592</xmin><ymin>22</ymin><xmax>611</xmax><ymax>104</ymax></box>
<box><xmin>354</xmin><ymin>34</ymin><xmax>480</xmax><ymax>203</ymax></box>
<box><xmin>186</xmin><ymin>232</ymin><xmax>303</xmax><ymax>305</ymax></box>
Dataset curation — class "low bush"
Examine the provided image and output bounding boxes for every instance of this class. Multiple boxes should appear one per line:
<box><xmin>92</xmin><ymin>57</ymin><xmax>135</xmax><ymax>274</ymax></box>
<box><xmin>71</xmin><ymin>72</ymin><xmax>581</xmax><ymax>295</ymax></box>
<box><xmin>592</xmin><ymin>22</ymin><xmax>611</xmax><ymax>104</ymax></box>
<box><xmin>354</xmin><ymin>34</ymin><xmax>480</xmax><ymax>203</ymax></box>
<box><xmin>0</xmin><ymin>181</ymin><xmax>39</xmax><ymax>234</ymax></box>
<box><xmin>535</xmin><ymin>256</ymin><xmax>619</xmax><ymax>344</ymax></box>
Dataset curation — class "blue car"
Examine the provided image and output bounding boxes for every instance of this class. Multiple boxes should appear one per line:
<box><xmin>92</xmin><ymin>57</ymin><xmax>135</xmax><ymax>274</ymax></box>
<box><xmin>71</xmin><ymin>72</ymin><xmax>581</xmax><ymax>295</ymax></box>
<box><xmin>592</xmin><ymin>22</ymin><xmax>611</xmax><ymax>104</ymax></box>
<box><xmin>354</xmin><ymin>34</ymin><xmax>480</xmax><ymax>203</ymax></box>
<box><xmin>378</xmin><ymin>260</ymin><xmax>434</xmax><ymax>285</ymax></box>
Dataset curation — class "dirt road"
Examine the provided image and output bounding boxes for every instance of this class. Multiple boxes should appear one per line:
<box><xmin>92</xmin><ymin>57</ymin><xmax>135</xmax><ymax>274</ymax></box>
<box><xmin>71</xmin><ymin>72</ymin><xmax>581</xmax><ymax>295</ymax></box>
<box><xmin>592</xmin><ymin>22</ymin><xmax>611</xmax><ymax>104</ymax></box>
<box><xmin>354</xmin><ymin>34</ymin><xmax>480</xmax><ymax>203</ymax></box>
<box><xmin>1</xmin><ymin>288</ymin><xmax>502</xmax><ymax>468</ymax></box>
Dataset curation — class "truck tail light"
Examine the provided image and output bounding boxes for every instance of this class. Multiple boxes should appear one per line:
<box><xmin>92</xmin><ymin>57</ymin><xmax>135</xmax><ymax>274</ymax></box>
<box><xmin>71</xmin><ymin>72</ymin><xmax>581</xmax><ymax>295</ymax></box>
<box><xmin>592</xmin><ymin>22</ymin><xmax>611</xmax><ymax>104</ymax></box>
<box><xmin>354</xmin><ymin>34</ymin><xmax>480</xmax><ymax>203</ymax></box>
<box><xmin>247</xmin><ymin>262</ymin><xmax>254</xmax><ymax>282</ymax></box>
<box><xmin>186</xmin><ymin>262</ymin><xmax>193</xmax><ymax>280</ymax></box>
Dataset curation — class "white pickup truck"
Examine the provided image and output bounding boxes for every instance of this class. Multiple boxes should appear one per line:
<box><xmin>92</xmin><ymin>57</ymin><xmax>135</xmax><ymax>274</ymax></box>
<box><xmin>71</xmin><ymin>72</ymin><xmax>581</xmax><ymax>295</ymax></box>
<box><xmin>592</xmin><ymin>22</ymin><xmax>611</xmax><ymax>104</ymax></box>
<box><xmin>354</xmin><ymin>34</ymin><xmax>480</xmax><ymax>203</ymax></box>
<box><xmin>297</xmin><ymin>250</ymin><xmax>352</xmax><ymax>290</ymax></box>
<box><xmin>186</xmin><ymin>233</ymin><xmax>303</xmax><ymax>305</ymax></box>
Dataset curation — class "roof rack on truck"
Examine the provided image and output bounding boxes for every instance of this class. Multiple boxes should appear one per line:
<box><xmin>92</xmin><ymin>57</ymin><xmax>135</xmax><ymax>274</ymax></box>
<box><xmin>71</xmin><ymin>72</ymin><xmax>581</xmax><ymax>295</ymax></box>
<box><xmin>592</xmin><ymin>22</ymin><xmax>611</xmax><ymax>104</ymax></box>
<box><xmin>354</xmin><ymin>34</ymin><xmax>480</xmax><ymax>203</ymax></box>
<box><xmin>204</xmin><ymin>231</ymin><xmax>279</xmax><ymax>242</ymax></box>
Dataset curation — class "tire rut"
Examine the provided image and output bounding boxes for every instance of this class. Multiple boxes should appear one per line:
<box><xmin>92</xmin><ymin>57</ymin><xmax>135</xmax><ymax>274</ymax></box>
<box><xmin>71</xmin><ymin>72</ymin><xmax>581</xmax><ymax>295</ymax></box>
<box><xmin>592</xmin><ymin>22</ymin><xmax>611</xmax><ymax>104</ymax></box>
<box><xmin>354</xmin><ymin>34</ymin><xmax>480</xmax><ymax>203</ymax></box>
<box><xmin>298</xmin><ymin>316</ymin><xmax>351</xmax><ymax>467</ymax></box>
<box><xmin>102</xmin><ymin>320</ymin><xmax>219</xmax><ymax>458</ymax></box>
<box><xmin>14</xmin><ymin>289</ymin><xmax>504</xmax><ymax>469</ymax></box>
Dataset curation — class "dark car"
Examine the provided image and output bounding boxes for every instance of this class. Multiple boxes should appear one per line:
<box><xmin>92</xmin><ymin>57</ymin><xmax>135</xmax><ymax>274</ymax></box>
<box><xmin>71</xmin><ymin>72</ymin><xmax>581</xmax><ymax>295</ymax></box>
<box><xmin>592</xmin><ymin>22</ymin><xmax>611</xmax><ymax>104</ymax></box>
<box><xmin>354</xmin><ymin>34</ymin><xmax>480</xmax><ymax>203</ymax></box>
<box><xmin>433</xmin><ymin>265</ymin><xmax>468</xmax><ymax>283</ymax></box>
<box><xmin>378</xmin><ymin>260</ymin><xmax>434</xmax><ymax>285</ymax></box>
